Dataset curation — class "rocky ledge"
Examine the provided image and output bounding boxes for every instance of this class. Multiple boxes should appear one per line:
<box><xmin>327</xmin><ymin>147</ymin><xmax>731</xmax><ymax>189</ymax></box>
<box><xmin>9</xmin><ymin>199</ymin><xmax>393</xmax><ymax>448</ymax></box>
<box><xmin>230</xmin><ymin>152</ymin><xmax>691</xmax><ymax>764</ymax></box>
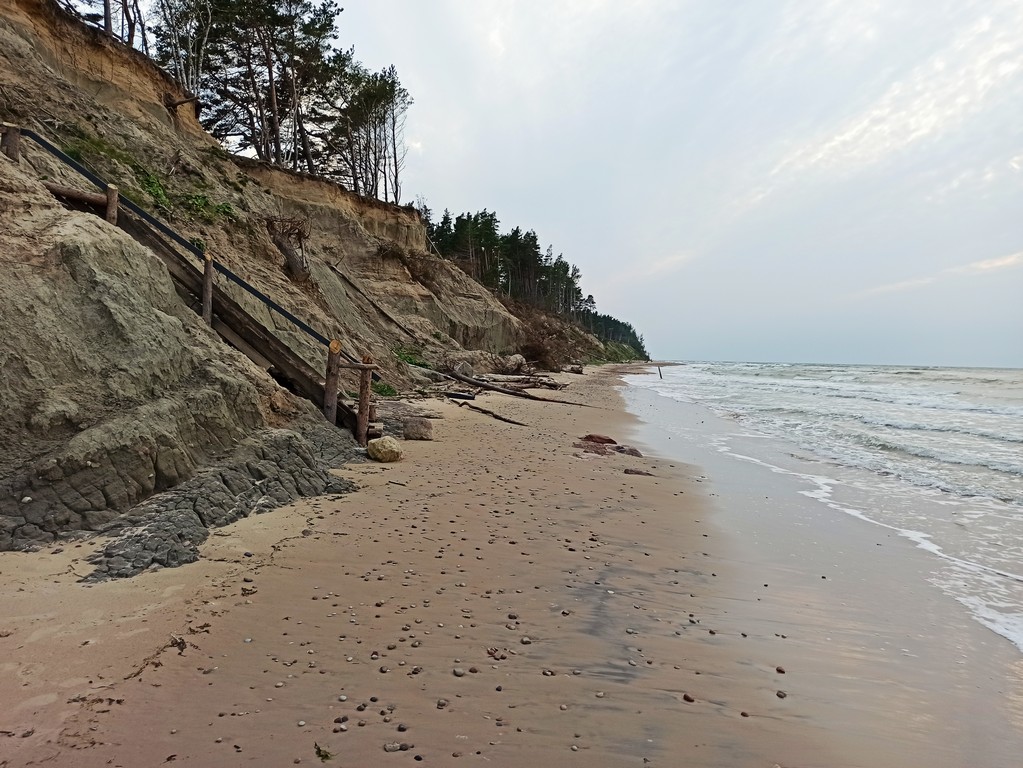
<box><xmin>83</xmin><ymin>424</ymin><xmax>360</xmax><ymax>580</ymax></box>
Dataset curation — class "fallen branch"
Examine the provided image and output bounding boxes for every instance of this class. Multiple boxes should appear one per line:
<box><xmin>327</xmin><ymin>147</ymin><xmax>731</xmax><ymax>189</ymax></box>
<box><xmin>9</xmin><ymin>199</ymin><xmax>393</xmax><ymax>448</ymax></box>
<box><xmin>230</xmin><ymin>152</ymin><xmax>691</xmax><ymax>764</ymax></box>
<box><xmin>485</xmin><ymin>374</ymin><xmax>565</xmax><ymax>390</ymax></box>
<box><xmin>446</xmin><ymin>370</ymin><xmax>591</xmax><ymax>407</ymax></box>
<box><xmin>451</xmin><ymin>400</ymin><xmax>530</xmax><ymax>426</ymax></box>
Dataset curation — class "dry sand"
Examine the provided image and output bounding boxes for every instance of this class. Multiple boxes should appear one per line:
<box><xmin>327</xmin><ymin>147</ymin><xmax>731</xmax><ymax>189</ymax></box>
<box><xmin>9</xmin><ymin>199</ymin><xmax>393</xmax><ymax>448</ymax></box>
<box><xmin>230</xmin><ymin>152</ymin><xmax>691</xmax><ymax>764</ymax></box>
<box><xmin>2</xmin><ymin>366</ymin><xmax>1021</xmax><ymax>767</ymax></box>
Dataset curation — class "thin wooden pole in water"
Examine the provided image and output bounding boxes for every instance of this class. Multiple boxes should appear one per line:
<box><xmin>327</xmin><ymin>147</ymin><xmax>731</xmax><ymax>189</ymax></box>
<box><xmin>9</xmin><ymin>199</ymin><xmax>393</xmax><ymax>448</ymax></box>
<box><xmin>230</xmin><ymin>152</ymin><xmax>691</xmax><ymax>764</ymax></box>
<box><xmin>658</xmin><ymin>366</ymin><xmax>663</xmax><ymax>379</ymax></box>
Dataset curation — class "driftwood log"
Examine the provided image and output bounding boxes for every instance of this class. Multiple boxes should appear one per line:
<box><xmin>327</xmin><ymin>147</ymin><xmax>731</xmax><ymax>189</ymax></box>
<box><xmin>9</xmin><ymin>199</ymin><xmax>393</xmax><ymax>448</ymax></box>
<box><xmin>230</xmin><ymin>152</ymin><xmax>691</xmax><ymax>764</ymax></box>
<box><xmin>483</xmin><ymin>374</ymin><xmax>565</xmax><ymax>390</ymax></box>
<box><xmin>451</xmin><ymin>400</ymin><xmax>529</xmax><ymax>426</ymax></box>
<box><xmin>446</xmin><ymin>370</ymin><xmax>590</xmax><ymax>407</ymax></box>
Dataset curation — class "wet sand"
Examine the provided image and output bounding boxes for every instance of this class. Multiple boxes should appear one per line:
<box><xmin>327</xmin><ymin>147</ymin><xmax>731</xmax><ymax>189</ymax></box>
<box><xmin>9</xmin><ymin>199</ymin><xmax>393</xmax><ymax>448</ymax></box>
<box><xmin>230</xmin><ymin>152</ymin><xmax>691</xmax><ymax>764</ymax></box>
<box><xmin>2</xmin><ymin>367</ymin><xmax>1021</xmax><ymax>767</ymax></box>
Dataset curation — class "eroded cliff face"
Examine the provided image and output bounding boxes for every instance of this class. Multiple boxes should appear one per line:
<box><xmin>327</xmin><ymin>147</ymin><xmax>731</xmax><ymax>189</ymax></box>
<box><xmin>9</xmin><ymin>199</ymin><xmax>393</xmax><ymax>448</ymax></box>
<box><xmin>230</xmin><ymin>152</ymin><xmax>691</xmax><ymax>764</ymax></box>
<box><xmin>0</xmin><ymin>0</ymin><xmax>521</xmax><ymax>555</ymax></box>
<box><xmin>0</xmin><ymin>0</ymin><xmax>208</xmax><ymax>137</ymax></box>
<box><xmin>0</xmin><ymin>154</ymin><xmax>345</xmax><ymax>555</ymax></box>
<box><xmin>0</xmin><ymin>0</ymin><xmax>520</xmax><ymax>378</ymax></box>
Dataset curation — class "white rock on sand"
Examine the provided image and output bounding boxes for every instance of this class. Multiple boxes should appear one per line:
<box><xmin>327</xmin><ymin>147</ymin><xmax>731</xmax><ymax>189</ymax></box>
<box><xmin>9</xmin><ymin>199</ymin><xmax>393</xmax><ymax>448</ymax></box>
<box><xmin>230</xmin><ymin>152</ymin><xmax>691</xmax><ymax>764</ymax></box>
<box><xmin>366</xmin><ymin>435</ymin><xmax>403</xmax><ymax>462</ymax></box>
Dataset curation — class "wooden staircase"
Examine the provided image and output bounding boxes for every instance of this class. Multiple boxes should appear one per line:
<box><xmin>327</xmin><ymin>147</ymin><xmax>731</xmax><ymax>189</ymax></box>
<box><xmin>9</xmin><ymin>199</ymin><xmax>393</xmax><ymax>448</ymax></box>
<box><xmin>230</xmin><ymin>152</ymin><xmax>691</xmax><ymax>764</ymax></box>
<box><xmin>3</xmin><ymin>122</ymin><xmax>384</xmax><ymax>441</ymax></box>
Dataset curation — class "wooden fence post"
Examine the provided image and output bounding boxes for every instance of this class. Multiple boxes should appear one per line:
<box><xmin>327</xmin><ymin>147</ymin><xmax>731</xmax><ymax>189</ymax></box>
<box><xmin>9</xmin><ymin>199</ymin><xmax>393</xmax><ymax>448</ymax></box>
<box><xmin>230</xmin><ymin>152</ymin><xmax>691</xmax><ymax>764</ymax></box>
<box><xmin>323</xmin><ymin>339</ymin><xmax>342</xmax><ymax>425</ymax></box>
<box><xmin>202</xmin><ymin>254</ymin><xmax>214</xmax><ymax>326</ymax></box>
<box><xmin>357</xmin><ymin>356</ymin><xmax>373</xmax><ymax>447</ymax></box>
<box><xmin>1</xmin><ymin>123</ymin><xmax>21</xmax><ymax>162</ymax></box>
<box><xmin>105</xmin><ymin>184</ymin><xmax>119</xmax><ymax>224</ymax></box>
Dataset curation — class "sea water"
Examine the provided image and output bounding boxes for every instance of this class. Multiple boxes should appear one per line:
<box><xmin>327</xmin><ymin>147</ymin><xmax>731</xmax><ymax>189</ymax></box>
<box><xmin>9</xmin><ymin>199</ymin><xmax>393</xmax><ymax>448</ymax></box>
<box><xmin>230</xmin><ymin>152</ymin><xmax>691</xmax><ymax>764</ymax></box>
<box><xmin>623</xmin><ymin>362</ymin><xmax>1023</xmax><ymax>652</ymax></box>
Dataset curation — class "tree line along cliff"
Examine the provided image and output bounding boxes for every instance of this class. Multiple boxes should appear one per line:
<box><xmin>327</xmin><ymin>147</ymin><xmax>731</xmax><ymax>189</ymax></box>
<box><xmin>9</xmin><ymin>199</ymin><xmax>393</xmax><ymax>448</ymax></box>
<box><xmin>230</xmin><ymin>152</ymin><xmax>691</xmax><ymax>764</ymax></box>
<box><xmin>55</xmin><ymin>0</ymin><xmax>650</xmax><ymax>363</ymax></box>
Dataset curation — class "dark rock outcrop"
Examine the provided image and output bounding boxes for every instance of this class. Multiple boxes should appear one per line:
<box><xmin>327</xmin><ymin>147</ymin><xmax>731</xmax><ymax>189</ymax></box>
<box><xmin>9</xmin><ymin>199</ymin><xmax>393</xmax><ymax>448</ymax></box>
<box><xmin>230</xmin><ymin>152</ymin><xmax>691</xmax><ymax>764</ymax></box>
<box><xmin>84</xmin><ymin>425</ymin><xmax>360</xmax><ymax>579</ymax></box>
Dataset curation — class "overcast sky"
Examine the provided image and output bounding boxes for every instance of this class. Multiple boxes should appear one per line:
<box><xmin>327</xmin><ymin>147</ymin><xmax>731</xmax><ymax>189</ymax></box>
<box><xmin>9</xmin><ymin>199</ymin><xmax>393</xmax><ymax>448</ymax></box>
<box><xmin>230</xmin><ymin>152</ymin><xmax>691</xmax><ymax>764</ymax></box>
<box><xmin>342</xmin><ymin>1</ymin><xmax>1022</xmax><ymax>367</ymax></box>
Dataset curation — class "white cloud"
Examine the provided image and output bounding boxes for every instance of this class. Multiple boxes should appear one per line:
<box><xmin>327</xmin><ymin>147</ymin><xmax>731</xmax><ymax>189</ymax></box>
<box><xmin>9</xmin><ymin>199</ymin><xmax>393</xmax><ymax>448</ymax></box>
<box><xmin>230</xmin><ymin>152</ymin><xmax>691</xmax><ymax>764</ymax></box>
<box><xmin>948</xmin><ymin>252</ymin><xmax>1023</xmax><ymax>274</ymax></box>
<box><xmin>793</xmin><ymin>23</ymin><xmax>1015</xmax><ymax>169</ymax></box>
<box><xmin>864</xmin><ymin>276</ymin><xmax>938</xmax><ymax>295</ymax></box>
<box><xmin>768</xmin><ymin>0</ymin><xmax>884</xmax><ymax>62</ymax></box>
<box><xmin>862</xmin><ymin>251</ymin><xmax>1023</xmax><ymax>296</ymax></box>
<box><xmin>744</xmin><ymin>6</ymin><xmax>1023</xmax><ymax>209</ymax></box>
<box><xmin>640</xmin><ymin>251</ymin><xmax>694</xmax><ymax>277</ymax></box>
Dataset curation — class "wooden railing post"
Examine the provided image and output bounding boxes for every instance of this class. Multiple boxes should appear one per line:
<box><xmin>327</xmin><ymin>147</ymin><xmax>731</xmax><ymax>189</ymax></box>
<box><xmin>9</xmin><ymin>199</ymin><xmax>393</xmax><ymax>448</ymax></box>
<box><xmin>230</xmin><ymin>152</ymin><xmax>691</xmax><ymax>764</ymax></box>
<box><xmin>357</xmin><ymin>355</ymin><xmax>373</xmax><ymax>446</ymax></box>
<box><xmin>323</xmin><ymin>339</ymin><xmax>342</xmax><ymax>425</ymax></box>
<box><xmin>0</xmin><ymin>123</ymin><xmax>21</xmax><ymax>162</ymax></box>
<box><xmin>105</xmin><ymin>184</ymin><xmax>119</xmax><ymax>224</ymax></box>
<box><xmin>202</xmin><ymin>254</ymin><xmax>214</xmax><ymax>326</ymax></box>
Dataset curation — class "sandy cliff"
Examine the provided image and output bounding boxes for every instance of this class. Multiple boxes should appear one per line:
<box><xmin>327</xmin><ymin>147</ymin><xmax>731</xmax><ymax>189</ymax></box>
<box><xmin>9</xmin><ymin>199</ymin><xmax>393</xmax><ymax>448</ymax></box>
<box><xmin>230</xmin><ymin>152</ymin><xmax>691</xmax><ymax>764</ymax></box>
<box><xmin>0</xmin><ymin>0</ymin><xmax>523</xmax><ymax>561</ymax></box>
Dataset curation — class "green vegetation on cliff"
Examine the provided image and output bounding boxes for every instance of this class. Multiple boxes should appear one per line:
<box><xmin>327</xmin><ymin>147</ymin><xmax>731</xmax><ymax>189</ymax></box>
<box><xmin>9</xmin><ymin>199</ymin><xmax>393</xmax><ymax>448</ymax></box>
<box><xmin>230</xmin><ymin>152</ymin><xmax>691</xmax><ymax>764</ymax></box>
<box><xmin>418</xmin><ymin>206</ymin><xmax>649</xmax><ymax>361</ymax></box>
<box><xmin>62</xmin><ymin>0</ymin><xmax>650</xmax><ymax>363</ymax></box>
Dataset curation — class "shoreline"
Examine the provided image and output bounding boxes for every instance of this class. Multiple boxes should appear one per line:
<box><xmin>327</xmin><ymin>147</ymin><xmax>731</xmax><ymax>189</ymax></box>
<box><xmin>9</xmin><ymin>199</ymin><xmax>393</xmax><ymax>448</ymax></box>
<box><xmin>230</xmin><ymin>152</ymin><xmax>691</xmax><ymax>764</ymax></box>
<box><xmin>2</xmin><ymin>366</ymin><xmax>1019</xmax><ymax>766</ymax></box>
<box><xmin>619</xmin><ymin>369</ymin><xmax>1023</xmax><ymax>765</ymax></box>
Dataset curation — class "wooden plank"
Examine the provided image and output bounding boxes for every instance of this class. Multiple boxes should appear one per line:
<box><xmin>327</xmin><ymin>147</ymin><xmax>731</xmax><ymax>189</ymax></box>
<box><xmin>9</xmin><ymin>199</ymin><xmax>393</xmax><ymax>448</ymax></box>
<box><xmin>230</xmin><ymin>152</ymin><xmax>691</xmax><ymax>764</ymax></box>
<box><xmin>211</xmin><ymin>320</ymin><xmax>273</xmax><ymax>369</ymax></box>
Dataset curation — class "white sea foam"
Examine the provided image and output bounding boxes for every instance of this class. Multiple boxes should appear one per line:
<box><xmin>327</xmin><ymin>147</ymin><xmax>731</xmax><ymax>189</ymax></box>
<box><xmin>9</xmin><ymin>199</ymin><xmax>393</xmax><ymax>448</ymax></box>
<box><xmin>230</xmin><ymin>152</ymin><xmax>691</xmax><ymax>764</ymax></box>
<box><xmin>625</xmin><ymin>362</ymin><xmax>1023</xmax><ymax>653</ymax></box>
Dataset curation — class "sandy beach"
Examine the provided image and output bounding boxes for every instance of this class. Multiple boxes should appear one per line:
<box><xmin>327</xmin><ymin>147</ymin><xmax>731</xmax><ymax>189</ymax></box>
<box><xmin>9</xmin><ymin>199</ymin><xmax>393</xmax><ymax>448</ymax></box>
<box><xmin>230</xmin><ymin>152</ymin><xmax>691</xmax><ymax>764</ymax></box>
<box><xmin>2</xmin><ymin>366</ymin><xmax>1022</xmax><ymax>767</ymax></box>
